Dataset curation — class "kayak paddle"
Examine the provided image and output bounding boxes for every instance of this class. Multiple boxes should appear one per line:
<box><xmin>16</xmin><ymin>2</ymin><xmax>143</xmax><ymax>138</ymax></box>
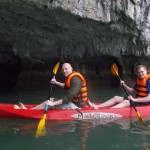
<box><xmin>111</xmin><ymin>63</ymin><xmax>147</xmax><ymax>126</ymax></box>
<box><xmin>35</xmin><ymin>62</ymin><xmax>60</xmax><ymax>138</ymax></box>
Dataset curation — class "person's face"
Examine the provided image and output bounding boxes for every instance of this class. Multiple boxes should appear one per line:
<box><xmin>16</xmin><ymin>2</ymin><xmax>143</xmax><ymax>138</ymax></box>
<box><xmin>137</xmin><ymin>67</ymin><xmax>147</xmax><ymax>79</ymax></box>
<box><xmin>62</xmin><ymin>63</ymin><xmax>73</xmax><ymax>77</ymax></box>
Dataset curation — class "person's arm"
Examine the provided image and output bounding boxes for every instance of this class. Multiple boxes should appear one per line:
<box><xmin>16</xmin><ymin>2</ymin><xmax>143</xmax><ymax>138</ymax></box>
<box><xmin>47</xmin><ymin>99</ymin><xmax>63</xmax><ymax>106</ymax></box>
<box><xmin>128</xmin><ymin>95</ymin><xmax>150</xmax><ymax>102</ymax></box>
<box><xmin>121</xmin><ymin>80</ymin><xmax>136</xmax><ymax>95</ymax></box>
<box><xmin>51</xmin><ymin>78</ymin><xmax>65</xmax><ymax>88</ymax></box>
<box><xmin>47</xmin><ymin>77</ymin><xmax>82</xmax><ymax>107</ymax></box>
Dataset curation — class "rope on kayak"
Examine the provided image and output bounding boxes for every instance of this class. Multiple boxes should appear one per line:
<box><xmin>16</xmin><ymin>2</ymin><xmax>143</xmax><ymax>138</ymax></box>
<box><xmin>76</xmin><ymin>108</ymin><xmax>83</xmax><ymax>118</ymax></box>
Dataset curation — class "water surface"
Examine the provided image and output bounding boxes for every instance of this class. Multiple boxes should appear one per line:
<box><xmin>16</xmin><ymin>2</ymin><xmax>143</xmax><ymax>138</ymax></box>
<box><xmin>0</xmin><ymin>83</ymin><xmax>150</xmax><ymax>150</ymax></box>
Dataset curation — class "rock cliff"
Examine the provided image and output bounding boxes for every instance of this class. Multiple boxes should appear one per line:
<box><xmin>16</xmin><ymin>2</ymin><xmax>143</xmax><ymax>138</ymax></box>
<box><xmin>0</xmin><ymin>0</ymin><xmax>150</xmax><ymax>89</ymax></box>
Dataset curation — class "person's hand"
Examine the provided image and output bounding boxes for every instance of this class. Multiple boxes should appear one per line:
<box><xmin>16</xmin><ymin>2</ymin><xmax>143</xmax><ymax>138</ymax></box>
<box><xmin>46</xmin><ymin>100</ymin><xmax>54</xmax><ymax>107</ymax></box>
<box><xmin>49</xmin><ymin>97</ymin><xmax>54</xmax><ymax>101</ymax></box>
<box><xmin>127</xmin><ymin>95</ymin><xmax>135</xmax><ymax>101</ymax></box>
<box><xmin>50</xmin><ymin>77</ymin><xmax>57</xmax><ymax>84</ymax></box>
<box><xmin>92</xmin><ymin>103</ymin><xmax>99</xmax><ymax>109</ymax></box>
<box><xmin>120</xmin><ymin>80</ymin><xmax>125</xmax><ymax>86</ymax></box>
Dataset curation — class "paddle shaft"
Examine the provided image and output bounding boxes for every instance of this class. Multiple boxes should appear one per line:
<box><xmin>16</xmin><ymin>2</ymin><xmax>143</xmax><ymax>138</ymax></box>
<box><xmin>48</xmin><ymin>83</ymin><xmax>54</xmax><ymax>99</ymax></box>
<box><xmin>121</xmin><ymin>84</ymin><xmax>138</xmax><ymax>112</ymax></box>
<box><xmin>122</xmin><ymin>83</ymin><xmax>147</xmax><ymax>125</ymax></box>
<box><xmin>115</xmin><ymin>71</ymin><xmax>137</xmax><ymax>109</ymax></box>
<box><xmin>35</xmin><ymin>63</ymin><xmax>60</xmax><ymax>138</ymax></box>
<box><xmin>45</xmin><ymin>76</ymin><xmax>55</xmax><ymax>112</ymax></box>
<box><xmin>47</xmin><ymin>62</ymin><xmax>60</xmax><ymax>100</ymax></box>
<box><xmin>112</xmin><ymin>63</ymin><xmax>147</xmax><ymax>125</ymax></box>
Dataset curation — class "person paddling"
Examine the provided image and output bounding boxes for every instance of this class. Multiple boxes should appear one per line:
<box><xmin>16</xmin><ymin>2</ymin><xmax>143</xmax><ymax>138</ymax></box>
<box><xmin>94</xmin><ymin>65</ymin><xmax>150</xmax><ymax>109</ymax></box>
<box><xmin>14</xmin><ymin>62</ymin><xmax>93</xmax><ymax>109</ymax></box>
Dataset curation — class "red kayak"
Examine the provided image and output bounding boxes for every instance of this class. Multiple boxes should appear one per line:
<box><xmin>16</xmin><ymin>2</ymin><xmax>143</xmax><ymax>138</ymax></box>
<box><xmin>0</xmin><ymin>103</ymin><xmax>150</xmax><ymax>120</ymax></box>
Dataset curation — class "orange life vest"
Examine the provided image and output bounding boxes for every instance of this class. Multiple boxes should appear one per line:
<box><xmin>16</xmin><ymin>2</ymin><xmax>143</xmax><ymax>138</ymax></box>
<box><xmin>136</xmin><ymin>74</ymin><xmax>150</xmax><ymax>98</ymax></box>
<box><xmin>65</xmin><ymin>72</ymin><xmax>88</xmax><ymax>103</ymax></box>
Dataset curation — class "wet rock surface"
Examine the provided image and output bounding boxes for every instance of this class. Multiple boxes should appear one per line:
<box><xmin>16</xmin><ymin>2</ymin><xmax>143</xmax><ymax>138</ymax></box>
<box><xmin>0</xmin><ymin>0</ymin><xmax>150</xmax><ymax>89</ymax></box>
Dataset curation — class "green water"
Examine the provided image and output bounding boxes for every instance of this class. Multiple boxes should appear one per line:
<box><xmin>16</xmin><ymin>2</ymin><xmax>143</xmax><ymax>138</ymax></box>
<box><xmin>0</xmin><ymin>84</ymin><xmax>150</xmax><ymax>150</ymax></box>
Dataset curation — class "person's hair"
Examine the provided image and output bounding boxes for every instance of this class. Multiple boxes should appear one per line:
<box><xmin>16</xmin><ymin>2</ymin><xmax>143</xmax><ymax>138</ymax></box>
<box><xmin>136</xmin><ymin>65</ymin><xmax>146</xmax><ymax>71</ymax></box>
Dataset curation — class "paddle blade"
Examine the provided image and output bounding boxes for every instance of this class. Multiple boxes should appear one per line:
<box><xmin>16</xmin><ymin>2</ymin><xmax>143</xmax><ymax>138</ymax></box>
<box><xmin>136</xmin><ymin>112</ymin><xmax>147</xmax><ymax>126</ymax></box>
<box><xmin>53</xmin><ymin>62</ymin><xmax>60</xmax><ymax>75</ymax></box>
<box><xmin>111</xmin><ymin>63</ymin><xmax>119</xmax><ymax>76</ymax></box>
<box><xmin>35</xmin><ymin>114</ymin><xmax>47</xmax><ymax>138</ymax></box>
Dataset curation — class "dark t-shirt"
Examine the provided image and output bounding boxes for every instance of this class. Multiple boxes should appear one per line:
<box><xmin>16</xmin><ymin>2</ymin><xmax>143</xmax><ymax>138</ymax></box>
<box><xmin>147</xmin><ymin>79</ymin><xmax>150</xmax><ymax>95</ymax></box>
<box><xmin>62</xmin><ymin>77</ymin><xmax>82</xmax><ymax>103</ymax></box>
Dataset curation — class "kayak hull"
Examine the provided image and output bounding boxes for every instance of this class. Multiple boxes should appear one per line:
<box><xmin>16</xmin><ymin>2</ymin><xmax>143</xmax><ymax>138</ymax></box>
<box><xmin>0</xmin><ymin>103</ymin><xmax>150</xmax><ymax>120</ymax></box>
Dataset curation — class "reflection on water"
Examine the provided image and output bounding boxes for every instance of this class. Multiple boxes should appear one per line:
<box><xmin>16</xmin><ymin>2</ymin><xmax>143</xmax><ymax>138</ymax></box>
<box><xmin>0</xmin><ymin>117</ymin><xmax>150</xmax><ymax>150</ymax></box>
<box><xmin>130</xmin><ymin>123</ymin><xmax>150</xmax><ymax>150</ymax></box>
<box><xmin>0</xmin><ymin>119</ymin><xmax>36</xmax><ymax>135</ymax></box>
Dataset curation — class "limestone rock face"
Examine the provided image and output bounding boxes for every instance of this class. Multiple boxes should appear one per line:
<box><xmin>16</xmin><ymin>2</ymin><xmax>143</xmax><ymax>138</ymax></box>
<box><xmin>0</xmin><ymin>0</ymin><xmax>150</xmax><ymax>89</ymax></box>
